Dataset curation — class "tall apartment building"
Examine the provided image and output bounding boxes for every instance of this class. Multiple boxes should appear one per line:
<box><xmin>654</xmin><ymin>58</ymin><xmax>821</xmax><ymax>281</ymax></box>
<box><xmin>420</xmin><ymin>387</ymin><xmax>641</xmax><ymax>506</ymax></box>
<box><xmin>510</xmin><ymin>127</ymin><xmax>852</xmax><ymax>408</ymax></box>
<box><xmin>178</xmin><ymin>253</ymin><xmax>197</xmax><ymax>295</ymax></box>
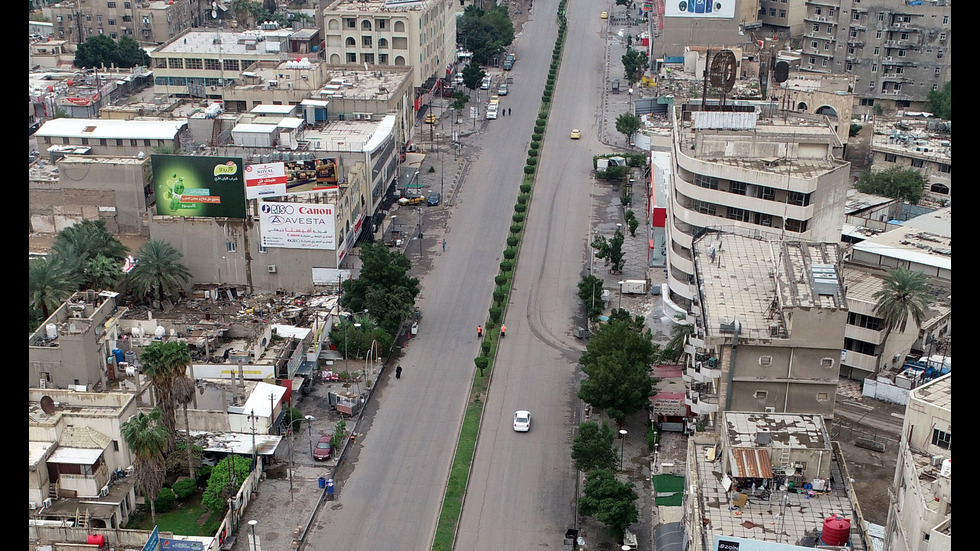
<box><xmin>883</xmin><ymin>374</ymin><xmax>951</xmax><ymax>551</ymax></box>
<box><xmin>759</xmin><ymin>0</ymin><xmax>808</xmax><ymax>35</ymax></box>
<box><xmin>47</xmin><ymin>0</ymin><xmax>200</xmax><ymax>45</ymax></box>
<box><xmin>800</xmin><ymin>0</ymin><xmax>950</xmax><ymax>113</ymax></box>
<box><xmin>318</xmin><ymin>0</ymin><xmax>457</xmax><ymax>91</ymax></box>
<box><xmin>683</xmin><ymin>234</ymin><xmax>847</xmax><ymax>429</ymax></box>
<box><xmin>666</xmin><ymin>107</ymin><xmax>849</xmax><ymax>308</ymax></box>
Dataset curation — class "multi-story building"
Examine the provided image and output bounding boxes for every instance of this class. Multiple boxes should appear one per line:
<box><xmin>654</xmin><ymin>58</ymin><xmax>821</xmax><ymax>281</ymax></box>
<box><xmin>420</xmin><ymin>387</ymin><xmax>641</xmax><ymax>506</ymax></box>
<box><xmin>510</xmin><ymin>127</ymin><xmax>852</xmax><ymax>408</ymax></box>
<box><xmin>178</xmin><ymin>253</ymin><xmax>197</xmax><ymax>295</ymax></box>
<box><xmin>666</xmin><ymin>107</ymin><xmax>850</xmax><ymax>308</ymax></box>
<box><xmin>684</xmin><ymin>234</ymin><xmax>847</xmax><ymax>429</ymax></box>
<box><xmin>318</xmin><ymin>0</ymin><xmax>456</xmax><ymax>91</ymax></box>
<box><xmin>684</xmin><ymin>412</ymin><xmax>871</xmax><ymax>551</ymax></box>
<box><xmin>28</xmin><ymin>291</ymin><xmax>129</xmax><ymax>394</ymax></box>
<box><xmin>883</xmin><ymin>374</ymin><xmax>951</xmax><ymax>551</ymax></box>
<box><xmin>870</xmin><ymin>115</ymin><xmax>951</xmax><ymax>206</ymax></box>
<box><xmin>29</xmin><ymin>389</ymin><xmax>139</xmax><ymax>529</ymax></box>
<box><xmin>652</xmin><ymin>0</ymin><xmax>762</xmax><ymax>59</ymax></box>
<box><xmin>33</xmin><ymin>118</ymin><xmax>189</xmax><ymax>157</ymax></box>
<box><xmin>800</xmin><ymin>0</ymin><xmax>950</xmax><ymax>113</ymax></box>
<box><xmin>150</xmin><ymin>29</ymin><xmax>301</xmax><ymax>100</ymax></box>
<box><xmin>759</xmin><ymin>0</ymin><xmax>808</xmax><ymax>35</ymax></box>
<box><xmin>46</xmin><ymin>0</ymin><xmax>200</xmax><ymax>45</ymax></box>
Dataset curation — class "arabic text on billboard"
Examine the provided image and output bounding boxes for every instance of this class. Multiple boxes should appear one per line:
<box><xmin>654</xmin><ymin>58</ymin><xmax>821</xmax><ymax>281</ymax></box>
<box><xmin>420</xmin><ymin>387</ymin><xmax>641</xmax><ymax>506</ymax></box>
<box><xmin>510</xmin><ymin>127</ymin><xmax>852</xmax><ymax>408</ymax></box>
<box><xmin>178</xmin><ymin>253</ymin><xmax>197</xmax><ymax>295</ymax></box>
<box><xmin>665</xmin><ymin>0</ymin><xmax>735</xmax><ymax>18</ymax></box>
<box><xmin>152</xmin><ymin>155</ymin><xmax>247</xmax><ymax>218</ymax></box>
<box><xmin>244</xmin><ymin>162</ymin><xmax>288</xmax><ymax>199</ymax></box>
<box><xmin>259</xmin><ymin>201</ymin><xmax>337</xmax><ymax>250</ymax></box>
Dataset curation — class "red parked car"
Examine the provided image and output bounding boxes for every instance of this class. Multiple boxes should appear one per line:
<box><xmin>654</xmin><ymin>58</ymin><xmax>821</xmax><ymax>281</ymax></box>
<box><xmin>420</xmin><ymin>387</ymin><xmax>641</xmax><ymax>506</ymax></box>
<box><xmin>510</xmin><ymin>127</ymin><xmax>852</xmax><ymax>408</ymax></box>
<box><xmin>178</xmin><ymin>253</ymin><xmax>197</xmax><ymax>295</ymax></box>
<box><xmin>313</xmin><ymin>435</ymin><xmax>333</xmax><ymax>461</ymax></box>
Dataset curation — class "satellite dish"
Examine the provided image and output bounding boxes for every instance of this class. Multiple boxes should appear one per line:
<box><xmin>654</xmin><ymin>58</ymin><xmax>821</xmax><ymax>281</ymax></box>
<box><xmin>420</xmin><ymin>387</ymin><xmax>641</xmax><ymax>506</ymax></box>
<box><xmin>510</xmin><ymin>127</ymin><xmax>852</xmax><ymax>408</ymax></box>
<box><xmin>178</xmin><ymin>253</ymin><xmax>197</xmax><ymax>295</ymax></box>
<box><xmin>774</xmin><ymin>60</ymin><xmax>790</xmax><ymax>83</ymax></box>
<box><xmin>709</xmin><ymin>50</ymin><xmax>737</xmax><ymax>93</ymax></box>
<box><xmin>40</xmin><ymin>395</ymin><xmax>56</xmax><ymax>415</ymax></box>
<box><xmin>212</xmin><ymin>9</ymin><xmax>218</xmax><ymax>18</ymax></box>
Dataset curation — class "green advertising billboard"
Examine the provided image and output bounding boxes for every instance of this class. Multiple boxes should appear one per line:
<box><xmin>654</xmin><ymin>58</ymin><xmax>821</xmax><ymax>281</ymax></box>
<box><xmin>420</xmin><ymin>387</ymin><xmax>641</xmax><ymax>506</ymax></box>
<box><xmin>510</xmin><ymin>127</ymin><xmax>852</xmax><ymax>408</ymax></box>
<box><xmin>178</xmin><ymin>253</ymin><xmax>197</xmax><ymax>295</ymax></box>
<box><xmin>152</xmin><ymin>155</ymin><xmax>247</xmax><ymax>218</ymax></box>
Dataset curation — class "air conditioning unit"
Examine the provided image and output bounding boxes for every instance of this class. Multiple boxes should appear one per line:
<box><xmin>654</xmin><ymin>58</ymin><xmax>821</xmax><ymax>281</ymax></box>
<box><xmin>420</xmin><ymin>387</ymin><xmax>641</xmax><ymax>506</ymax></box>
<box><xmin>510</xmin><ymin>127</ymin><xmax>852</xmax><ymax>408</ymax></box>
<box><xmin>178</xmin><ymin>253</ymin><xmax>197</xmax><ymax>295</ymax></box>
<box><xmin>43</xmin><ymin>498</ymin><xmax>53</xmax><ymax>508</ymax></box>
<box><xmin>268</xmin><ymin>265</ymin><xmax>277</xmax><ymax>273</ymax></box>
<box><xmin>29</xmin><ymin>502</ymin><xmax>37</xmax><ymax>510</ymax></box>
<box><xmin>765</xmin><ymin>406</ymin><xmax>776</xmax><ymax>413</ymax></box>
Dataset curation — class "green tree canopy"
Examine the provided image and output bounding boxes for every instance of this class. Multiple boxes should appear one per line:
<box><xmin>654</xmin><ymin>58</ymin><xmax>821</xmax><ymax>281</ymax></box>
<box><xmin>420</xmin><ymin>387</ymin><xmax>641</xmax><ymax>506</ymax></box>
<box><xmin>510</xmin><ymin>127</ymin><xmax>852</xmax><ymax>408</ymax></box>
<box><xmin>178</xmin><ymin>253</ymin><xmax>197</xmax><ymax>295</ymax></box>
<box><xmin>871</xmin><ymin>268</ymin><xmax>930</xmax><ymax>375</ymax></box>
<box><xmin>572</xmin><ymin>421</ymin><xmax>618</xmax><ymax>472</ymax></box>
<box><xmin>622</xmin><ymin>47</ymin><xmax>649</xmax><ymax>85</ymax></box>
<box><xmin>125</xmin><ymin>239</ymin><xmax>192</xmax><ymax>308</ymax></box>
<box><xmin>29</xmin><ymin>255</ymin><xmax>81</xmax><ymax>326</ymax></box>
<box><xmin>462</xmin><ymin>62</ymin><xmax>487</xmax><ymax>92</ymax></box>
<box><xmin>202</xmin><ymin>455</ymin><xmax>252</xmax><ymax>515</ymax></box>
<box><xmin>578</xmin><ymin>321</ymin><xmax>657</xmax><ymax>424</ymax></box>
<box><xmin>578</xmin><ymin>275</ymin><xmax>605</xmax><ymax>322</ymax></box>
<box><xmin>578</xmin><ymin>468</ymin><xmax>639</xmax><ymax>540</ymax></box>
<box><xmin>615</xmin><ymin>113</ymin><xmax>642</xmax><ymax>149</ymax></box>
<box><xmin>73</xmin><ymin>35</ymin><xmax>150</xmax><ymax>68</ymax></box>
<box><xmin>140</xmin><ymin>340</ymin><xmax>192</xmax><ymax>445</ymax></box>
<box><xmin>340</xmin><ymin>243</ymin><xmax>420</xmax><ymax>336</ymax></box>
<box><xmin>457</xmin><ymin>5</ymin><xmax>515</xmax><ymax>65</ymax></box>
<box><xmin>121</xmin><ymin>409</ymin><xmax>169</xmax><ymax>526</ymax></box>
<box><xmin>854</xmin><ymin>167</ymin><xmax>925</xmax><ymax>205</ymax></box>
<box><xmin>926</xmin><ymin>81</ymin><xmax>951</xmax><ymax>120</ymax></box>
<box><xmin>591</xmin><ymin>228</ymin><xmax>626</xmax><ymax>273</ymax></box>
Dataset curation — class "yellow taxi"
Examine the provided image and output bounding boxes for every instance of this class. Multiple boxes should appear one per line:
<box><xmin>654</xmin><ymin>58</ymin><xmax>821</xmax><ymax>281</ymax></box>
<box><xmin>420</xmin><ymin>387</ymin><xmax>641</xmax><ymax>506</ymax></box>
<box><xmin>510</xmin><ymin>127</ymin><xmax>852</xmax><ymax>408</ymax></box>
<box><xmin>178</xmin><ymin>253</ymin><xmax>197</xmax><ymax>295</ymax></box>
<box><xmin>424</xmin><ymin>113</ymin><xmax>437</xmax><ymax>124</ymax></box>
<box><xmin>570</xmin><ymin>128</ymin><xmax>581</xmax><ymax>139</ymax></box>
<box><xmin>600</xmin><ymin>11</ymin><xmax>608</xmax><ymax>19</ymax></box>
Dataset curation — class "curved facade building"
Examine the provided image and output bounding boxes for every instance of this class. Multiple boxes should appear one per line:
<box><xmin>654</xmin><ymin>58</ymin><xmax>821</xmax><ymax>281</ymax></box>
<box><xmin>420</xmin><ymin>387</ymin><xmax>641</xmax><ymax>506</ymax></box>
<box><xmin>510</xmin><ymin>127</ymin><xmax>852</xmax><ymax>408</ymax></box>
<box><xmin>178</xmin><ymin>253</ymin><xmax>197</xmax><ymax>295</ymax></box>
<box><xmin>666</xmin><ymin>107</ymin><xmax>850</xmax><ymax>309</ymax></box>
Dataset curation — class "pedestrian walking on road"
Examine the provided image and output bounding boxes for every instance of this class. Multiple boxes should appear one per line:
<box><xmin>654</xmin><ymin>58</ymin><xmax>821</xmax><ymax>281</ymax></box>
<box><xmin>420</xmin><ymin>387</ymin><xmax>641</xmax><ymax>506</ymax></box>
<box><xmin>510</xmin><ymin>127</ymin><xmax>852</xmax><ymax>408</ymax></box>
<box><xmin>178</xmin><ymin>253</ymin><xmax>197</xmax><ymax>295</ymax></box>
<box><xmin>442</xmin><ymin>239</ymin><xmax>446</xmax><ymax>251</ymax></box>
<box><xmin>501</xmin><ymin>324</ymin><xmax>506</xmax><ymax>338</ymax></box>
<box><xmin>395</xmin><ymin>365</ymin><xmax>402</xmax><ymax>379</ymax></box>
<box><xmin>508</xmin><ymin>108</ymin><xmax>512</xmax><ymax>116</ymax></box>
<box><xmin>477</xmin><ymin>325</ymin><xmax>483</xmax><ymax>338</ymax></box>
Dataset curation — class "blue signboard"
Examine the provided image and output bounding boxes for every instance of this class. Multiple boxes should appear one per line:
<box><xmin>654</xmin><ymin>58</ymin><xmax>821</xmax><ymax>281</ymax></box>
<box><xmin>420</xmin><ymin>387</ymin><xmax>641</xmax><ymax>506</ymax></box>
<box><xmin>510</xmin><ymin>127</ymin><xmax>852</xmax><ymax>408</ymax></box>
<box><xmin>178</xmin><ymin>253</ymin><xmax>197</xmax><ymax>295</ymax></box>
<box><xmin>142</xmin><ymin>526</ymin><xmax>160</xmax><ymax>551</ymax></box>
<box><xmin>162</xmin><ymin>538</ymin><xmax>205</xmax><ymax>551</ymax></box>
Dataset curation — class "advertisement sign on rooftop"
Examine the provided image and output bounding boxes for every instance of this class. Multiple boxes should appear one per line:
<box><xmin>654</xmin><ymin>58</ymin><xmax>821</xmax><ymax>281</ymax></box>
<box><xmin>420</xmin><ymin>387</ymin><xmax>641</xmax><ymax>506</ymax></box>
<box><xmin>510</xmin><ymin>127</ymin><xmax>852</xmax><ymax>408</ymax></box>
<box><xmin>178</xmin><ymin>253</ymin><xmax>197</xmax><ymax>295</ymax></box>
<box><xmin>151</xmin><ymin>155</ymin><xmax>246</xmax><ymax>218</ymax></box>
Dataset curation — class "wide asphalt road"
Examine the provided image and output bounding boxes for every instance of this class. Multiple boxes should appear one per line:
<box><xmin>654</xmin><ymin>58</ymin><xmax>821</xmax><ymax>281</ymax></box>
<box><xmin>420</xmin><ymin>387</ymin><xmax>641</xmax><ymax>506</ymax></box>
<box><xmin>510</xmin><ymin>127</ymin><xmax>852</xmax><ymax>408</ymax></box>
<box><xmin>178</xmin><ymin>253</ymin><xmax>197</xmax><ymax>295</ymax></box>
<box><xmin>453</xmin><ymin>1</ymin><xmax>610</xmax><ymax>548</ymax></box>
<box><xmin>303</xmin><ymin>0</ymin><xmax>565</xmax><ymax>548</ymax></box>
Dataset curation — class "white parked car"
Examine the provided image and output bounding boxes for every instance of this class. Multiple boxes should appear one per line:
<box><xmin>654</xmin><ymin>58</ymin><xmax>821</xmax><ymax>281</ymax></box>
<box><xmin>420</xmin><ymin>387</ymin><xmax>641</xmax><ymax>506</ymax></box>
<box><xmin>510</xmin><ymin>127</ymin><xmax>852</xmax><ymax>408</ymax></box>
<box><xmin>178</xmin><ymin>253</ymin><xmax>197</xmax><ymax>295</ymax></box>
<box><xmin>513</xmin><ymin>410</ymin><xmax>531</xmax><ymax>432</ymax></box>
<box><xmin>486</xmin><ymin>106</ymin><xmax>498</xmax><ymax>120</ymax></box>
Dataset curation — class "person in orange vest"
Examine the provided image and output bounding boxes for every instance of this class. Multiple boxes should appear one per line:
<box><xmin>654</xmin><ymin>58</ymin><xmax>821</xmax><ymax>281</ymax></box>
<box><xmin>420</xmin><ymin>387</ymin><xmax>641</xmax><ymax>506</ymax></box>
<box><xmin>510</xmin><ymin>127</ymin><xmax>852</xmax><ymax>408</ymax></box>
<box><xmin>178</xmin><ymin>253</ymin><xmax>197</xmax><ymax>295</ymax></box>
<box><xmin>477</xmin><ymin>325</ymin><xmax>483</xmax><ymax>338</ymax></box>
<box><xmin>501</xmin><ymin>324</ymin><xmax>507</xmax><ymax>338</ymax></box>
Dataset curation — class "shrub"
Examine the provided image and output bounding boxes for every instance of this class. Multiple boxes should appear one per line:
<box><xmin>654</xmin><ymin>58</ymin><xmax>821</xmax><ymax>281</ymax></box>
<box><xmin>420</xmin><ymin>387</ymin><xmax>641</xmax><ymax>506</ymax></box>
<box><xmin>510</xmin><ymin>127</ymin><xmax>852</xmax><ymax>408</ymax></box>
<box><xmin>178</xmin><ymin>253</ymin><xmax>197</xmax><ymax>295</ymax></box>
<box><xmin>537</xmin><ymin>117</ymin><xmax>547</xmax><ymax>126</ymax></box>
<box><xmin>489</xmin><ymin>306</ymin><xmax>502</xmax><ymax>323</ymax></box>
<box><xmin>512</xmin><ymin>212</ymin><xmax>525</xmax><ymax>223</ymax></box>
<box><xmin>534</xmin><ymin>124</ymin><xmax>545</xmax><ymax>133</ymax></box>
<box><xmin>500</xmin><ymin>259</ymin><xmax>514</xmax><ymax>271</ymax></box>
<box><xmin>506</xmin><ymin>235</ymin><xmax>520</xmax><ymax>247</ymax></box>
<box><xmin>172</xmin><ymin>478</ymin><xmax>197</xmax><ymax>500</ymax></box>
<box><xmin>153</xmin><ymin>487</ymin><xmax>177</xmax><ymax>513</ymax></box>
<box><xmin>517</xmin><ymin>194</ymin><xmax>529</xmax><ymax>204</ymax></box>
<box><xmin>532</xmin><ymin>133</ymin><xmax>542</xmax><ymax>141</ymax></box>
<box><xmin>510</xmin><ymin>223</ymin><xmax>524</xmax><ymax>233</ymax></box>
<box><xmin>527</xmin><ymin>157</ymin><xmax>537</xmax><ymax>166</ymax></box>
<box><xmin>494</xmin><ymin>288</ymin><xmax>507</xmax><ymax>303</ymax></box>
<box><xmin>530</xmin><ymin>141</ymin><xmax>540</xmax><ymax>150</ymax></box>
<box><xmin>524</xmin><ymin>165</ymin><xmax>535</xmax><ymax>175</ymax></box>
<box><xmin>503</xmin><ymin>249</ymin><xmax>516</xmax><ymax>261</ymax></box>
<box><xmin>528</xmin><ymin>149</ymin><xmax>538</xmax><ymax>157</ymax></box>
<box><xmin>331</xmin><ymin>420</ymin><xmax>347</xmax><ymax>450</ymax></box>
<box><xmin>196</xmin><ymin>465</ymin><xmax>213</xmax><ymax>485</ymax></box>
<box><xmin>474</xmin><ymin>356</ymin><xmax>489</xmax><ymax>376</ymax></box>
<box><xmin>515</xmin><ymin>202</ymin><xmax>527</xmax><ymax>213</ymax></box>
<box><xmin>520</xmin><ymin>184</ymin><xmax>532</xmax><ymax>193</ymax></box>
<box><xmin>495</xmin><ymin>274</ymin><xmax>509</xmax><ymax>286</ymax></box>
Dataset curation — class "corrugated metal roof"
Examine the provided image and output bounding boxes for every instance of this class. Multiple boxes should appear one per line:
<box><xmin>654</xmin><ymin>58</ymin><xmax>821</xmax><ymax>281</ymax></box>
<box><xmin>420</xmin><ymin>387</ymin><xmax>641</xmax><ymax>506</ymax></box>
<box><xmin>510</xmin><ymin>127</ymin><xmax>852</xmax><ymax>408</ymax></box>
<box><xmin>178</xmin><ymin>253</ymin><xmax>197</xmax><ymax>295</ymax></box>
<box><xmin>731</xmin><ymin>448</ymin><xmax>773</xmax><ymax>478</ymax></box>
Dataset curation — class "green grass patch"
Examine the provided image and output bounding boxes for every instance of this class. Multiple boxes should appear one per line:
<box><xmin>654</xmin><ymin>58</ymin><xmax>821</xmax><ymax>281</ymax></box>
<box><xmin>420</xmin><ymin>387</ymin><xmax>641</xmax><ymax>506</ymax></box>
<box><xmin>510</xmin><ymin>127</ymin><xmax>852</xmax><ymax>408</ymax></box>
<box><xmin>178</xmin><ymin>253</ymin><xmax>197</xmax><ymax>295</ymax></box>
<box><xmin>125</xmin><ymin>492</ymin><xmax>222</xmax><ymax>535</ymax></box>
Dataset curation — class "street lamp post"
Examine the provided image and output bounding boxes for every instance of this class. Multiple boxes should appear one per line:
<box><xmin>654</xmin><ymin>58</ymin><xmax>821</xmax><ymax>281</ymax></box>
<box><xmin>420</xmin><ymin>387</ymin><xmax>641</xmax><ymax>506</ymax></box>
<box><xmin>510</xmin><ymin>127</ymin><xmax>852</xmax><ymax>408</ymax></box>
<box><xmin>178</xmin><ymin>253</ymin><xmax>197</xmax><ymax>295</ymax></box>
<box><xmin>248</xmin><ymin>520</ymin><xmax>258</xmax><ymax>551</ymax></box>
<box><xmin>619</xmin><ymin>429</ymin><xmax>628</xmax><ymax>470</ymax></box>
<box><xmin>304</xmin><ymin>415</ymin><xmax>315</xmax><ymax>456</ymax></box>
<box><xmin>618</xmin><ymin>281</ymin><xmax>624</xmax><ymax>310</ymax></box>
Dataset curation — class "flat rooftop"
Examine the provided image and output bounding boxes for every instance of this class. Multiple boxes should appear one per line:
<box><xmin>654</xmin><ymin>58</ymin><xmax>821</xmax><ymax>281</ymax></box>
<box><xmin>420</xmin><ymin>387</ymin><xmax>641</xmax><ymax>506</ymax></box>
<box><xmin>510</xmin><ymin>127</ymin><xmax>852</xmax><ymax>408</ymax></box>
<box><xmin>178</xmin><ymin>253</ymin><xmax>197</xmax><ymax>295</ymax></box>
<box><xmin>852</xmin><ymin>212</ymin><xmax>951</xmax><ymax>272</ymax></box>
<box><xmin>694</xmin><ymin>234</ymin><xmax>844</xmax><ymax>340</ymax></box>
<box><xmin>324</xmin><ymin>0</ymin><xmax>438</xmax><ymax>13</ymax></box>
<box><xmin>695</xmin><ymin>438</ymin><xmax>864</xmax><ymax>550</ymax></box>
<box><xmin>725</xmin><ymin>412</ymin><xmax>830</xmax><ymax>450</ymax></box>
<box><xmin>871</xmin><ymin>117</ymin><xmax>951</xmax><ymax>162</ymax></box>
<box><xmin>910</xmin><ymin>373</ymin><xmax>951</xmax><ymax>411</ymax></box>
<box><xmin>156</xmin><ymin>29</ymin><xmax>291</xmax><ymax>56</ymax></box>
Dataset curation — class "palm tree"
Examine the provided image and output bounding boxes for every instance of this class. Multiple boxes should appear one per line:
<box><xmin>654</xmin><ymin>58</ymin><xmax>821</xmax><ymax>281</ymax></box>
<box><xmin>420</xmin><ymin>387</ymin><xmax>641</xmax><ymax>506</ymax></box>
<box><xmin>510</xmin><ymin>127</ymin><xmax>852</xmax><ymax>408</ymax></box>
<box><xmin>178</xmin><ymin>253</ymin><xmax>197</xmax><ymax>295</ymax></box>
<box><xmin>140</xmin><ymin>340</ymin><xmax>192</xmax><ymax>447</ymax></box>
<box><xmin>52</xmin><ymin>219</ymin><xmax>128</xmax><ymax>265</ymax></box>
<box><xmin>126</xmin><ymin>240</ymin><xmax>191</xmax><ymax>308</ymax></box>
<box><xmin>173</xmin><ymin>375</ymin><xmax>197</xmax><ymax>481</ymax></box>
<box><xmin>121</xmin><ymin>409</ymin><xmax>169</xmax><ymax>526</ymax></box>
<box><xmin>85</xmin><ymin>254</ymin><xmax>123</xmax><ymax>290</ymax></box>
<box><xmin>29</xmin><ymin>256</ymin><xmax>80</xmax><ymax>322</ymax></box>
<box><xmin>872</xmin><ymin>268</ymin><xmax>930</xmax><ymax>376</ymax></box>
<box><xmin>663</xmin><ymin>315</ymin><xmax>694</xmax><ymax>363</ymax></box>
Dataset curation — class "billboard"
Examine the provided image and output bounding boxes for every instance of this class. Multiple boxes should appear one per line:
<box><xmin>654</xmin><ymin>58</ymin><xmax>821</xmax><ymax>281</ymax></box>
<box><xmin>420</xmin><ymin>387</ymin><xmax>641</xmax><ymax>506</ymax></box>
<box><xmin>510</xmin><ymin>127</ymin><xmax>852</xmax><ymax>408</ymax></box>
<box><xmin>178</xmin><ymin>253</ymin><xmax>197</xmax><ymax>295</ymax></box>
<box><xmin>244</xmin><ymin>162</ymin><xmax>289</xmax><ymax>199</ymax></box>
<box><xmin>259</xmin><ymin>200</ymin><xmax>336</xmax><ymax>250</ymax></box>
<box><xmin>152</xmin><ymin>155</ymin><xmax>247</xmax><ymax>218</ymax></box>
<box><xmin>665</xmin><ymin>0</ymin><xmax>735</xmax><ymax>18</ymax></box>
<box><xmin>714</xmin><ymin>535</ymin><xmax>813</xmax><ymax>551</ymax></box>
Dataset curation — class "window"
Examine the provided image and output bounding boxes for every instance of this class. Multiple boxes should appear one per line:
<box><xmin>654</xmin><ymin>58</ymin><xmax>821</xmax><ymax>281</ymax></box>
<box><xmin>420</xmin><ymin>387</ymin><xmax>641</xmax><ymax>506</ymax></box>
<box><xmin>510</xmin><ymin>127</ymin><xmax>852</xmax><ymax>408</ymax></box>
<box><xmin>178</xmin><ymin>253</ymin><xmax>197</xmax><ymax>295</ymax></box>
<box><xmin>730</xmin><ymin>181</ymin><xmax>746</xmax><ymax>195</ymax></box>
<box><xmin>876</xmin><ymin>31</ymin><xmax>882</xmax><ymax>39</ymax></box>
<box><xmin>379</xmin><ymin>53</ymin><xmax>388</xmax><ymax>63</ymax></box>
<box><xmin>884</xmin><ymin>153</ymin><xmax>896</xmax><ymax>162</ymax></box>
<box><xmin>377</xmin><ymin>19</ymin><xmax>386</xmax><ymax>29</ymax></box>
<box><xmin>186</xmin><ymin>58</ymin><xmax>202</xmax><ymax>70</ymax></box>
<box><xmin>931</xmin><ymin>429</ymin><xmax>951</xmax><ymax>449</ymax></box>
<box><xmin>816</xmin><ymin>392</ymin><xmax>830</xmax><ymax>401</ymax></box>
<box><xmin>848</xmin><ymin>312</ymin><xmax>883</xmax><ymax>331</ymax></box>
<box><xmin>204</xmin><ymin>58</ymin><xmax>221</xmax><ymax>70</ymax></box>
<box><xmin>727</xmin><ymin>207</ymin><xmax>749</xmax><ymax>222</ymax></box>
<box><xmin>754</xmin><ymin>391</ymin><xmax>769</xmax><ymax>399</ymax></box>
<box><xmin>347</xmin><ymin>53</ymin><xmax>357</xmax><ymax>63</ymax></box>
<box><xmin>844</xmin><ymin>337</ymin><xmax>876</xmax><ymax>356</ymax></box>
<box><xmin>938</xmin><ymin>164</ymin><xmax>950</xmax><ymax>174</ymax></box>
<box><xmin>259</xmin><ymin>244</ymin><xmax>268</xmax><ymax>254</ymax></box>
<box><xmin>872</xmin><ymin>64</ymin><xmax>877</xmax><ymax>72</ymax></box>
<box><xmin>759</xmin><ymin>356</ymin><xmax>772</xmax><ymax>366</ymax></box>
<box><xmin>811</xmin><ymin>41</ymin><xmax>818</xmax><ymax>49</ymax></box>
<box><xmin>108</xmin><ymin>19</ymin><xmax>116</xmax><ymax>26</ymax></box>
<box><xmin>788</xmin><ymin>191</ymin><xmax>811</xmax><ymax>206</ymax></box>
<box><xmin>784</xmin><ymin>219</ymin><xmax>808</xmax><ymax>233</ymax></box>
<box><xmin>874</xmin><ymin>47</ymin><xmax>879</xmax><ymax>55</ymax></box>
<box><xmin>107</xmin><ymin>1</ymin><xmax>116</xmax><ymax>6</ymax></box>
<box><xmin>695</xmin><ymin>174</ymin><xmax>718</xmax><ymax>189</ymax></box>
<box><xmin>898</xmin><ymin>49</ymin><xmax>907</xmax><ymax>57</ymax></box>
<box><xmin>911</xmin><ymin>158</ymin><xmax>923</xmax><ymax>168</ymax></box>
<box><xmin>758</xmin><ymin>186</ymin><xmax>775</xmax><ymax>200</ymax></box>
<box><xmin>223</xmin><ymin>59</ymin><xmax>239</xmax><ymax>71</ymax></box>
<box><xmin>363</xmin><ymin>36</ymin><xmax>373</xmax><ymax>47</ymax></box>
<box><xmin>821</xmin><ymin>358</ymin><xmax>835</xmax><ymax>368</ymax></box>
<box><xmin>813</xmin><ymin>24</ymin><xmax>820</xmax><ymax>32</ymax></box>
<box><xmin>113</xmin><ymin>440</ymin><xmax>120</xmax><ymax>451</ymax></box>
<box><xmin>779</xmin><ymin>10</ymin><xmax>785</xmax><ymax>17</ymax></box>
<box><xmin>346</xmin><ymin>37</ymin><xmax>356</xmax><ymax>46</ymax></box>
<box><xmin>361</xmin><ymin>20</ymin><xmax>372</xmax><ymax>30</ymax></box>
<box><xmin>770</xmin><ymin>8</ymin><xmax>776</xmax><ymax>16</ymax></box>
<box><xmin>346</xmin><ymin>18</ymin><xmax>356</xmax><ymax>28</ymax></box>
<box><xmin>755</xmin><ymin>213</ymin><xmax>773</xmax><ymax>227</ymax></box>
<box><xmin>226</xmin><ymin>242</ymin><xmax>237</xmax><ymax>253</ymax></box>
<box><xmin>692</xmin><ymin>200</ymin><xmax>716</xmax><ymax>215</ymax></box>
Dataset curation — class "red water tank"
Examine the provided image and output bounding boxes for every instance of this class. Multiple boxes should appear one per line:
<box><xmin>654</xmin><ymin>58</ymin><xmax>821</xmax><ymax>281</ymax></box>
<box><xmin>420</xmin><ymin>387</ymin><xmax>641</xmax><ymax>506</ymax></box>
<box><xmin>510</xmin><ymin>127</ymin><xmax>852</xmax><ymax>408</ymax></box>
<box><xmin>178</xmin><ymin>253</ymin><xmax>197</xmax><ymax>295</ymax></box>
<box><xmin>87</xmin><ymin>534</ymin><xmax>106</xmax><ymax>547</ymax></box>
<box><xmin>821</xmin><ymin>514</ymin><xmax>851</xmax><ymax>546</ymax></box>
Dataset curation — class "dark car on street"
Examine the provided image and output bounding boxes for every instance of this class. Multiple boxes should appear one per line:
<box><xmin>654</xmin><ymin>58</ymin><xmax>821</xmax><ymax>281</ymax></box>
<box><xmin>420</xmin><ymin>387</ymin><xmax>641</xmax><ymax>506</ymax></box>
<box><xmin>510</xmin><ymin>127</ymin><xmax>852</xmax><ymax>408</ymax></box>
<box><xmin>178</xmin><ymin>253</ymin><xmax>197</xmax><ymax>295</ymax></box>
<box><xmin>427</xmin><ymin>192</ymin><xmax>441</xmax><ymax>206</ymax></box>
<box><xmin>313</xmin><ymin>435</ymin><xmax>333</xmax><ymax>461</ymax></box>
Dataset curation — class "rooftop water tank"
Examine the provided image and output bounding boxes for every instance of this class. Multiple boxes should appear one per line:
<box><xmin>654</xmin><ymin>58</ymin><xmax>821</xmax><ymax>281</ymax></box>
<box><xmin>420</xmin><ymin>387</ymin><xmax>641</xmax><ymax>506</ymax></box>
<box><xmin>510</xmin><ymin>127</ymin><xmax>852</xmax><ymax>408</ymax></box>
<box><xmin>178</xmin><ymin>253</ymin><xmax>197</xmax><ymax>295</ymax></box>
<box><xmin>821</xmin><ymin>514</ymin><xmax>851</xmax><ymax>546</ymax></box>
